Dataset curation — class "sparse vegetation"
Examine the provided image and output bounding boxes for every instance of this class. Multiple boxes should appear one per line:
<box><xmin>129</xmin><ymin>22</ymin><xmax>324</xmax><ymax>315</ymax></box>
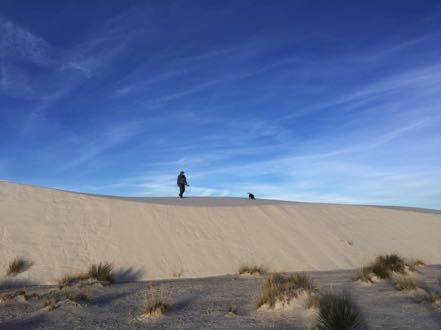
<box><xmin>353</xmin><ymin>254</ymin><xmax>407</xmax><ymax>283</ymax></box>
<box><xmin>394</xmin><ymin>275</ymin><xmax>417</xmax><ymax>291</ymax></box>
<box><xmin>405</xmin><ymin>258</ymin><xmax>425</xmax><ymax>272</ymax></box>
<box><xmin>438</xmin><ymin>274</ymin><xmax>441</xmax><ymax>286</ymax></box>
<box><xmin>427</xmin><ymin>291</ymin><xmax>441</xmax><ymax>305</ymax></box>
<box><xmin>304</xmin><ymin>292</ymin><xmax>321</xmax><ymax>309</ymax></box>
<box><xmin>88</xmin><ymin>262</ymin><xmax>114</xmax><ymax>284</ymax></box>
<box><xmin>238</xmin><ymin>264</ymin><xmax>267</xmax><ymax>275</ymax></box>
<box><xmin>371</xmin><ymin>254</ymin><xmax>405</xmax><ymax>279</ymax></box>
<box><xmin>58</xmin><ymin>262</ymin><xmax>114</xmax><ymax>288</ymax></box>
<box><xmin>42</xmin><ymin>297</ymin><xmax>58</xmax><ymax>311</ymax></box>
<box><xmin>352</xmin><ymin>266</ymin><xmax>374</xmax><ymax>283</ymax></box>
<box><xmin>256</xmin><ymin>272</ymin><xmax>318</xmax><ymax>309</ymax></box>
<box><xmin>316</xmin><ymin>291</ymin><xmax>362</xmax><ymax>330</ymax></box>
<box><xmin>142</xmin><ymin>285</ymin><xmax>168</xmax><ymax>317</ymax></box>
<box><xmin>6</xmin><ymin>258</ymin><xmax>27</xmax><ymax>276</ymax></box>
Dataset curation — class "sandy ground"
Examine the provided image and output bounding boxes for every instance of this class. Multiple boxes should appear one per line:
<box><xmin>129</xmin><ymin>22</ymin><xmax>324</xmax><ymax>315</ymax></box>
<box><xmin>1</xmin><ymin>181</ymin><xmax>441</xmax><ymax>286</ymax></box>
<box><xmin>0</xmin><ymin>266</ymin><xmax>440</xmax><ymax>329</ymax></box>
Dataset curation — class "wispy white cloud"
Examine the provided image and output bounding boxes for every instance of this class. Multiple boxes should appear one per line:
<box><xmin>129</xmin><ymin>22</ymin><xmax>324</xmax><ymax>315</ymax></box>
<box><xmin>0</xmin><ymin>17</ymin><xmax>51</xmax><ymax>65</ymax></box>
<box><xmin>59</xmin><ymin>120</ymin><xmax>146</xmax><ymax>171</ymax></box>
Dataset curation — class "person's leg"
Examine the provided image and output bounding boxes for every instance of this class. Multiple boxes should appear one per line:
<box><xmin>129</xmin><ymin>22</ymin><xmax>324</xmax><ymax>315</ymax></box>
<box><xmin>179</xmin><ymin>184</ymin><xmax>185</xmax><ymax>197</ymax></box>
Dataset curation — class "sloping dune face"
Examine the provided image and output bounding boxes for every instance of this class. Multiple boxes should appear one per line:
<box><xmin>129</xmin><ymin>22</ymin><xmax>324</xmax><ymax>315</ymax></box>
<box><xmin>1</xmin><ymin>182</ymin><xmax>440</xmax><ymax>285</ymax></box>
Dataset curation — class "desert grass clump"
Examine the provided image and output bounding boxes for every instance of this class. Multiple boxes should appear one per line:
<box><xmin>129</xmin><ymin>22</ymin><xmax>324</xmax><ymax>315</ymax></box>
<box><xmin>256</xmin><ymin>272</ymin><xmax>318</xmax><ymax>309</ymax></box>
<box><xmin>316</xmin><ymin>291</ymin><xmax>362</xmax><ymax>330</ymax></box>
<box><xmin>6</xmin><ymin>258</ymin><xmax>27</xmax><ymax>276</ymax></box>
<box><xmin>88</xmin><ymin>263</ymin><xmax>114</xmax><ymax>284</ymax></box>
<box><xmin>58</xmin><ymin>262</ymin><xmax>114</xmax><ymax>288</ymax></box>
<box><xmin>238</xmin><ymin>264</ymin><xmax>267</xmax><ymax>275</ymax></box>
<box><xmin>352</xmin><ymin>266</ymin><xmax>374</xmax><ymax>283</ymax></box>
<box><xmin>371</xmin><ymin>254</ymin><xmax>406</xmax><ymax>279</ymax></box>
<box><xmin>427</xmin><ymin>292</ymin><xmax>441</xmax><ymax>307</ymax></box>
<box><xmin>394</xmin><ymin>275</ymin><xmax>417</xmax><ymax>291</ymax></box>
<box><xmin>0</xmin><ymin>290</ymin><xmax>28</xmax><ymax>303</ymax></box>
<box><xmin>42</xmin><ymin>297</ymin><xmax>58</xmax><ymax>311</ymax></box>
<box><xmin>58</xmin><ymin>273</ymin><xmax>89</xmax><ymax>288</ymax></box>
<box><xmin>304</xmin><ymin>292</ymin><xmax>321</xmax><ymax>309</ymax></box>
<box><xmin>142</xmin><ymin>285</ymin><xmax>168</xmax><ymax>317</ymax></box>
<box><xmin>405</xmin><ymin>258</ymin><xmax>425</xmax><ymax>272</ymax></box>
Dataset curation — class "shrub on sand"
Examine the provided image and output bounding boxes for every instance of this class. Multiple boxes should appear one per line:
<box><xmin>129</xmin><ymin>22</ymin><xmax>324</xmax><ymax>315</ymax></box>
<box><xmin>316</xmin><ymin>291</ymin><xmax>362</xmax><ymax>330</ymax></box>
<box><xmin>394</xmin><ymin>275</ymin><xmax>417</xmax><ymax>291</ymax></box>
<box><xmin>58</xmin><ymin>262</ymin><xmax>114</xmax><ymax>288</ymax></box>
<box><xmin>88</xmin><ymin>263</ymin><xmax>114</xmax><ymax>284</ymax></box>
<box><xmin>405</xmin><ymin>259</ymin><xmax>425</xmax><ymax>272</ymax></box>
<box><xmin>371</xmin><ymin>254</ymin><xmax>405</xmax><ymax>279</ymax></box>
<box><xmin>143</xmin><ymin>285</ymin><xmax>168</xmax><ymax>317</ymax></box>
<box><xmin>238</xmin><ymin>264</ymin><xmax>267</xmax><ymax>275</ymax></box>
<box><xmin>256</xmin><ymin>272</ymin><xmax>318</xmax><ymax>309</ymax></box>
<box><xmin>6</xmin><ymin>258</ymin><xmax>27</xmax><ymax>276</ymax></box>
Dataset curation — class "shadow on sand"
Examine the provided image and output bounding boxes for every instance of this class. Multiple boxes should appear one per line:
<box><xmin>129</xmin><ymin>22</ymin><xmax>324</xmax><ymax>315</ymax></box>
<box><xmin>0</xmin><ymin>279</ymin><xmax>38</xmax><ymax>291</ymax></box>
<box><xmin>0</xmin><ymin>313</ymin><xmax>47</xmax><ymax>330</ymax></box>
<box><xmin>113</xmin><ymin>267</ymin><xmax>144</xmax><ymax>283</ymax></box>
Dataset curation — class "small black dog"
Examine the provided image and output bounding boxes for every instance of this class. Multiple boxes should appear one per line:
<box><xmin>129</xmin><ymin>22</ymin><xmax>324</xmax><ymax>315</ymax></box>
<box><xmin>248</xmin><ymin>192</ymin><xmax>255</xmax><ymax>200</ymax></box>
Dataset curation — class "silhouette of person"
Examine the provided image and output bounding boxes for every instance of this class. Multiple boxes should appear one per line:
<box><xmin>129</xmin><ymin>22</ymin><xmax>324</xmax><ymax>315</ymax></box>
<box><xmin>177</xmin><ymin>171</ymin><xmax>189</xmax><ymax>198</ymax></box>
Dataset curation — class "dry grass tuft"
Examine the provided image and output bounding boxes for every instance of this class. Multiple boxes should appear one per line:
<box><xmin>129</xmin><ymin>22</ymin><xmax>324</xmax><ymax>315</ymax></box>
<box><xmin>304</xmin><ymin>292</ymin><xmax>321</xmax><ymax>309</ymax></box>
<box><xmin>6</xmin><ymin>258</ymin><xmax>28</xmax><ymax>276</ymax></box>
<box><xmin>427</xmin><ymin>291</ymin><xmax>441</xmax><ymax>305</ymax></box>
<box><xmin>58</xmin><ymin>262</ymin><xmax>114</xmax><ymax>288</ymax></box>
<box><xmin>394</xmin><ymin>275</ymin><xmax>418</xmax><ymax>291</ymax></box>
<box><xmin>88</xmin><ymin>263</ymin><xmax>114</xmax><ymax>284</ymax></box>
<box><xmin>371</xmin><ymin>254</ymin><xmax>406</xmax><ymax>279</ymax></box>
<box><xmin>0</xmin><ymin>290</ymin><xmax>29</xmax><ymax>302</ymax></box>
<box><xmin>353</xmin><ymin>255</ymin><xmax>426</xmax><ymax>284</ymax></box>
<box><xmin>316</xmin><ymin>291</ymin><xmax>362</xmax><ymax>330</ymax></box>
<box><xmin>238</xmin><ymin>264</ymin><xmax>267</xmax><ymax>275</ymax></box>
<box><xmin>256</xmin><ymin>272</ymin><xmax>318</xmax><ymax>309</ymax></box>
<box><xmin>42</xmin><ymin>298</ymin><xmax>58</xmax><ymax>311</ymax></box>
<box><xmin>405</xmin><ymin>258</ymin><xmax>425</xmax><ymax>272</ymax></box>
<box><xmin>352</xmin><ymin>266</ymin><xmax>374</xmax><ymax>283</ymax></box>
<box><xmin>142</xmin><ymin>285</ymin><xmax>168</xmax><ymax>317</ymax></box>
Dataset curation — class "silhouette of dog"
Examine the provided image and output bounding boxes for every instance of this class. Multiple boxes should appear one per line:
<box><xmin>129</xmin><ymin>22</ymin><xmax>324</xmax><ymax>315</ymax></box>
<box><xmin>248</xmin><ymin>192</ymin><xmax>255</xmax><ymax>200</ymax></box>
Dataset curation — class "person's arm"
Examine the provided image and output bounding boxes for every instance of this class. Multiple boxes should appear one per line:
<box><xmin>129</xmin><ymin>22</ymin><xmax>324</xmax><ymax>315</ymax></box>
<box><xmin>185</xmin><ymin>176</ymin><xmax>189</xmax><ymax>186</ymax></box>
<box><xmin>177</xmin><ymin>176</ymin><xmax>180</xmax><ymax>186</ymax></box>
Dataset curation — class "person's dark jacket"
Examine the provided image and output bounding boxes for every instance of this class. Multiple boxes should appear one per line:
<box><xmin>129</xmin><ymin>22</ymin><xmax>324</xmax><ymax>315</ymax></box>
<box><xmin>177</xmin><ymin>174</ymin><xmax>188</xmax><ymax>186</ymax></box>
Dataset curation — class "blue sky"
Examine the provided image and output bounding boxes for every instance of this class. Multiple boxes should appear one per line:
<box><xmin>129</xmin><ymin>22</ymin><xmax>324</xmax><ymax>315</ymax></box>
<box><xmin>1</xmin><ymin>1</ymin><xmax>441</xmax><ymax>209</ymax></box>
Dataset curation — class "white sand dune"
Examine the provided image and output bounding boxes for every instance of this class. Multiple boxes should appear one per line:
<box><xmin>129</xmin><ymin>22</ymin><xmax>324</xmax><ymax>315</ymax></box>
<box><xmin>1</xmin><ymin>181</ymin><xmax>440</xmax><ymax>285</ymax></box>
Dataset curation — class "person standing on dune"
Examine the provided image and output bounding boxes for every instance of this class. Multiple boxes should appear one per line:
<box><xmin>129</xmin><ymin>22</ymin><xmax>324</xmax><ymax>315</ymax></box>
<box><xmin>177</xmin><ymin>171</ymin><xmax>189</xmax><ymax>198</ymax></box>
